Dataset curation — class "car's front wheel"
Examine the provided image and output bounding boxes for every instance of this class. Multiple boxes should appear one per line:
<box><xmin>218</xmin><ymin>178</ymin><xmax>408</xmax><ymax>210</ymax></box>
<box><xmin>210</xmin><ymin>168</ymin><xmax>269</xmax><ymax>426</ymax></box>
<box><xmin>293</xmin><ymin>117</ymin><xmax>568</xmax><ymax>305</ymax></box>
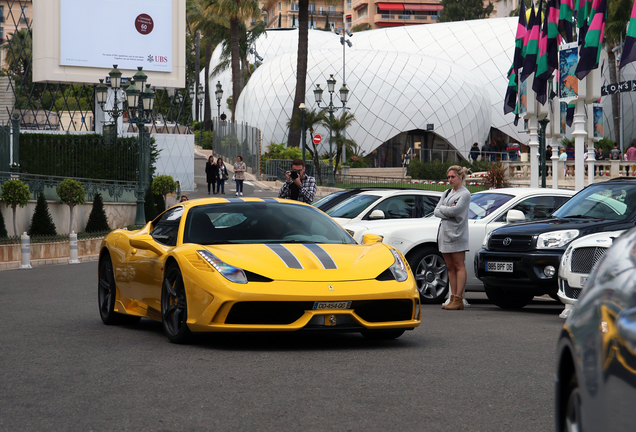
<box><xmin>408</xmin><ymin>247</ymin><xmax>449</xmax><ymax>304</ymax></box>
<box><xmin>98</xmin><ymin>253</ymin><xmax>141</xmax><ymax>325</ymax></box>
<box><xmin>484</xmin><ymin>284</ymin><xmax>534</xmax><ymax>309</ymax></box>
<box><xmin>361</xmin><ymin>329</ymin><xmax>405</xmax><ymax>340</ymax></box>
<box><xmin>562</xmin><ymin>374</ymin><xmax>582</xmax><ymax>432</ymax></box>
<box><xmin>161</xmin><ymin>264</ymin><xmax>192</xmax><ymax>344</ymax></box>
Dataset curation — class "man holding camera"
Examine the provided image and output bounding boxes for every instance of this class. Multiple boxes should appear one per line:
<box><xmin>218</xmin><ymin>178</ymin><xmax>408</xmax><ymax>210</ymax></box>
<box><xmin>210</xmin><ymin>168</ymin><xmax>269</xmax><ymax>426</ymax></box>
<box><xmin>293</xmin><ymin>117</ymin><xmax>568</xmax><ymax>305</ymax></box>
<box><xmin>278</xmin><ymin>158</ymin><xmax>317</xmax><ymax>204</ymax></box>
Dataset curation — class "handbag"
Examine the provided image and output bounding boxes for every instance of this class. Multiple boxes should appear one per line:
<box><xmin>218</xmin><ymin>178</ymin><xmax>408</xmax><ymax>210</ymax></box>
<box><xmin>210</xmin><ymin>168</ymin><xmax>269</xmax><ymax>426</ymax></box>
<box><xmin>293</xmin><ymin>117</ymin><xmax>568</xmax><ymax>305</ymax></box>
<box><xmin>232</xmin><ymin>174</ymin><xmax>235</xmax><ymax>181</ymax></box>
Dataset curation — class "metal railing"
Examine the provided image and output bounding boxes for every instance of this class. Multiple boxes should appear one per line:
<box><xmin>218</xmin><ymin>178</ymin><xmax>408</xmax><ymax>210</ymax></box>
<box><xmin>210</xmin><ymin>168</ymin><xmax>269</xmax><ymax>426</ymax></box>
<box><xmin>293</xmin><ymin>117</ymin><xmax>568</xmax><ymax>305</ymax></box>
<box><xmin>212</xmin><ymin>120</ymin><xmax>261</xmax><ymax>177</ymax></box>
<box><xmin>333</xmin><ymin>174</ymin><xmax>490</xmax><ymax>192</ymax></box>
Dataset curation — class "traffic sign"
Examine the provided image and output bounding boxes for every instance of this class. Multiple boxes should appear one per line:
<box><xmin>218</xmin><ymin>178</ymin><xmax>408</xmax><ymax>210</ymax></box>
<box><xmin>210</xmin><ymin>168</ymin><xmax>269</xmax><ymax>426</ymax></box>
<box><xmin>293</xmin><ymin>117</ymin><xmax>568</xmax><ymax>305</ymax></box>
<box><xmin>313</xmin><ymin>134</ymin><xmax>322</xmax><ymax>144</ymax></box>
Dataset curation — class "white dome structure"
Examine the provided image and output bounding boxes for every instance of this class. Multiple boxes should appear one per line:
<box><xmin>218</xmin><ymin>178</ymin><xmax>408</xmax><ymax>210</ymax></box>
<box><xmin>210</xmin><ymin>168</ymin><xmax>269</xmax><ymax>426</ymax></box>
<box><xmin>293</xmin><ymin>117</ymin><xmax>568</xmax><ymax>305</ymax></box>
<box><xmin>209</xmin><ymin>17</ymin><xmax>625</xmax><ymax>156</ymax></box>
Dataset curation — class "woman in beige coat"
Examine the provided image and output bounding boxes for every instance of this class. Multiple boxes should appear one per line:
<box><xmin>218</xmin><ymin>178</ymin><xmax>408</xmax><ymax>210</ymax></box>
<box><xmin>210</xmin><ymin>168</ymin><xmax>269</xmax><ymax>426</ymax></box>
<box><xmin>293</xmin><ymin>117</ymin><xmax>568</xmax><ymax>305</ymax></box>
<box><xmin>234</xmin><ymin>155</ymin><xmax>246</xmax><ymax>196</ymax></box>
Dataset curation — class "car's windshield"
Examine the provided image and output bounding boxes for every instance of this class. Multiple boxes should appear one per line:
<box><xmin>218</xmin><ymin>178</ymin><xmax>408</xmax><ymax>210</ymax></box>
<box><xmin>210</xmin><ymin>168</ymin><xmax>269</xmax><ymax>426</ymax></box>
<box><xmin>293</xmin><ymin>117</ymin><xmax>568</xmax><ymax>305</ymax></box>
<box><xmin>183</xmin><ymin>202</ymin><xmax>356</xmax><ymax>245</ymax></box>
<box><xmin>468</xmin><ymin>193</ymin><xmax>515</xmax><ymax>220</ymax></box>
<box><xmin>552</xmin><ymin>183</ymin><xmax>636</xmax><ymax>221</ymax></box>
<box><xmin>326</xmin><ymin>194</ymin><xmax>381</xmax><ymax>218</ymax></box>
<box><xmin>313</xmin><ymin>191</ymin><xmax>349</xmax><ymax>208</ymax></box>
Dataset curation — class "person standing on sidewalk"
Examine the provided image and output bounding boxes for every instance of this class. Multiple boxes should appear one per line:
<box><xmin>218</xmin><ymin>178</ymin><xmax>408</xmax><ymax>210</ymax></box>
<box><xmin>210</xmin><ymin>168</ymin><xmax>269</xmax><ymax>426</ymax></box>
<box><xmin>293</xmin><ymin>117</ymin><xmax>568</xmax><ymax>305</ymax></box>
<box><xmin>434</xmin><ymin>165</ymin><xmax>471</xmax><ymax>311</ymax></box>
<box><xmin>234</xmin><ymin>155</ymin><xmax>246</xmax><ymax>196</ymax></box>
<box><xmin>216</xmin><ymin>158</ymin><xmax>229</xmax><ymax>194</ymax></box>
<box><xmin>626</xmin><ymin>141</ymin><xmax>636</xmax><ymax>176</ymax></box>
<box><xmin>205</xmin><ymin>155</ymin><xmax>218</xmax><ymax>194</ymax></box>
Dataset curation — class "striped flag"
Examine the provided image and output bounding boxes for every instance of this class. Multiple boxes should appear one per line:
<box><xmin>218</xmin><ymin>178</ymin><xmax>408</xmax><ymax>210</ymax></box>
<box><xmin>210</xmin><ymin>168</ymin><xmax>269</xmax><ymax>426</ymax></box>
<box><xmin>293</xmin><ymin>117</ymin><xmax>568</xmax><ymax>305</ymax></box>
<box><xmin>559</xmin><ymin>0</ymin><xmax>574</xmax><ymax>43</ymax></box>
<box><xmin>575</xmin><ymin>0</ymin><xmax>592</xmax><ymax>44</ymax></box>
<box><xmin>521</xmin><ymin>4</ymin><xmax>542</xmax><ymax>82</ymax></box>
<box><xmin>619</xmin><ymin>0</ymin><xmax>636</xmax><ymax>68</ymax></box>
<box><xmin>566</xmin><ymin>102</ymin><xmax>575</xmax><ymax>127</ymax></box>
<box><xmin>534</xmin><ymin>4</ymin><xmax>550</xmax><ymax>104</ymax></box>
<box><xmin>548</xmin><ymin>0</ymin><xmax>563</xmax><ymax>74</ymax></box>
<box><xmin>575</xmin><ymin>0</ymin><xmax>606</xmax><ymax>79</ymax></box>
<box><xmin>504</xmin><ymin>0</ymin><xmax>528</xmax><ymax>115</ymax></box>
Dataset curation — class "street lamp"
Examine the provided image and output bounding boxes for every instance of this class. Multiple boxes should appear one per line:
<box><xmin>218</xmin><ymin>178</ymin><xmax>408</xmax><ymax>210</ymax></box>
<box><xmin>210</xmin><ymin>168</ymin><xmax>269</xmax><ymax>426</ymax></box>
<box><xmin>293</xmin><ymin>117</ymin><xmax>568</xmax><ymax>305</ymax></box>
<box><xmin>190</xmin><ymin>83</ymin><xmax>205</xmax><ymax>145</ymax></box>
<box><xmin>96</xmin><ymin>64</ymin><xmax>125</xmax><ymax>140</ymax></box>
<box><xmin>335</xmin><ymin>28</ymin><xmax>352</xmax><ymax>165</ymax></box>
<box><xmin>299</xmin><ymin>102</ymin><xmax>306</xmax><ymax>165</ymax></box>
<box><xmin>215</xmin><ymin>81</ymin><xmax>223</xmax><ymax>119</ymax></box>
<box><xmin>125</xmin><ymin>66</ymin><xmax>156</xmax><ymax>227</ymax></box>
<box><xmin>314</xmin><ymin>74</ymin><xmax>349</xmax><ymax>187</ymax></box>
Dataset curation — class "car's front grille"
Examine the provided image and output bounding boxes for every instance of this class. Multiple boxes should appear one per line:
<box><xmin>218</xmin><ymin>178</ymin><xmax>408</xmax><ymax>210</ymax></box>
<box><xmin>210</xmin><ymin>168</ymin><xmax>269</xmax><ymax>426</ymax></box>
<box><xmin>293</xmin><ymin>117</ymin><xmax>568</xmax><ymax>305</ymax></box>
<box><xmin>224</xmin><ymin>299</ymin><xmax>414</xmax><ymax>325</ymax></box>
<box><xmin>571</xmin><ymin>246</ymin><xmax>608</xmax><ymax>274</ymax></box>
<box><xmin>561</xmin><ymin>279</ymin><xmax>582</xmax><ymax>299</ymax></box>
<box><xmin>488</xmin><ymin>235</ymin><xmax>534</xmax><ymax>252</ymax></box>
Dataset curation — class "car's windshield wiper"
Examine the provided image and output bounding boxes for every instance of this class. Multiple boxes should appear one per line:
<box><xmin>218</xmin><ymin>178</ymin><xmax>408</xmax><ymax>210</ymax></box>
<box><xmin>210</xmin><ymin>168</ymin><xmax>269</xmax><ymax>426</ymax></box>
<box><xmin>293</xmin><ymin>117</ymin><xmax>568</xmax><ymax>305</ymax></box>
<box><xmin>560</xmin><ymin>214</ymin><xmax>596</xmax><ymax>219</ymax></box>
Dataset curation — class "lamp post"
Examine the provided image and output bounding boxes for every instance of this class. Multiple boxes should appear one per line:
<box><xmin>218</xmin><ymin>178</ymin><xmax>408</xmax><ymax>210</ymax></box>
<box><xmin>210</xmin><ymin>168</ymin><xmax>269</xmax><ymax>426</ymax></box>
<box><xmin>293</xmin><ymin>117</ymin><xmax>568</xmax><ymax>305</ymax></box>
<box><xmin>190</xmin><ymin>84</ymin><xmax>205</xmax><ymax>145</ymax></box>
<box><xmin>215</xmin><ymin>81</ymin><xmax>223</xmax><ymax>119</ymax></box>
<box><xmin>538</xmin><ymin>118</ymin><xmax>549</xmax><ymax>188</ymax></box>
<box><xmin>96</xmin><ymin>64</ymin><xmax>124</xmax><ymax>140</ymax></box>
<box><xmin>125</xmin><ymin>67</ymin><xmax>156</xmax><ymax>227</ymax></box>
<box><xmin>335</xmin><ymin>28</ymin><xmax>352</xmax><ymax>165</ymax></box>
<box><xmin>314</xmin><ymin>74</ymin><xmax>349</xmax><ymax>187</ymax></box>
<box><xmin>299</xmin><ymin>102</ymin><xmax>306</xmax><ymax>165</ymax></box>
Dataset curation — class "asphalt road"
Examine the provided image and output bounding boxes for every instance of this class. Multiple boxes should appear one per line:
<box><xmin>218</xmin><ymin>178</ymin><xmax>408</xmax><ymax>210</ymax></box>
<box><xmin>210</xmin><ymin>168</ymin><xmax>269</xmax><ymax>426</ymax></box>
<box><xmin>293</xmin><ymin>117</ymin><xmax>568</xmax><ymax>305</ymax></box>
<box><xmin>1</xmin><ymin>262</ymin><xmax>564</xmax><ymax>432</ymax></box>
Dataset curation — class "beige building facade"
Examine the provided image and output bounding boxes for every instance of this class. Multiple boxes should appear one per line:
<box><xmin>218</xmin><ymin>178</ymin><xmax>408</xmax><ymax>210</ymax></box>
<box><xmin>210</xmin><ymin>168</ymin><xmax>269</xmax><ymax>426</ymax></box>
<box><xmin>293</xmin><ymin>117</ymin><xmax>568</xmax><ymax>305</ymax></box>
<box><xmin>344</xmin><ymin>0</ymin><xmax>442</xmax><ymax>31</ymax></box>
<box><xmin>0</xmin><ymin>0</ymin><xmax>32</xmax><ymax>70</ymax></box>
<box><xmin>262</xmin><ymin>1</ymin><xmax>346</xmax><ymax>30</ymax></box>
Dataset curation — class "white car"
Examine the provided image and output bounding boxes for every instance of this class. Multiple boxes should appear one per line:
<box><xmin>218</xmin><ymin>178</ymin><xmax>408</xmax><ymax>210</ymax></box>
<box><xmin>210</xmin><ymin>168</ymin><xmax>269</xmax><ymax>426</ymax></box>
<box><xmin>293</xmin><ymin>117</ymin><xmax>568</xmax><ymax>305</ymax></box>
<box><xmin>344</xmin><ymin>188</ymin><xmax>575</xmax><ymax>303</ymax></box>
<box><xmin>557</xmin><ymin>230</ymin><xmax>625</xmax><ymax>317</ymax></box>
<box><xmin>326</xmin><ymin>189</ymin><xmax>443</xmax><ymax>226</ymax></box>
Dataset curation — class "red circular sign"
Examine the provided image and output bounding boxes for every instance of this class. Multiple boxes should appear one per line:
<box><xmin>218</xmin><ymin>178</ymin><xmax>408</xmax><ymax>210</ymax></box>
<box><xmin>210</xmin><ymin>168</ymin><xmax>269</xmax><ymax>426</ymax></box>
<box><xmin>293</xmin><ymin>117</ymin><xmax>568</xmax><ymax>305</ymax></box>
<box><xmin>313</xmin><ymin>134</ymin><xmax>322</xmax><ymax>144</ymax></box>
<box><xmin>135</xmin><ymin>14</ymin><xmax>154</xmax><ymax>35</ymax></box>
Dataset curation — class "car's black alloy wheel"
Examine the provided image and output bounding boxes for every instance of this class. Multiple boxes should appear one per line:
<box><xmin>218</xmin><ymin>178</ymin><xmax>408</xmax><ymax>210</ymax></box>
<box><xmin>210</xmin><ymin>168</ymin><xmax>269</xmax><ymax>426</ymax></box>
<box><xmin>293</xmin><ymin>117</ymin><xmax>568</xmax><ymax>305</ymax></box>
<box><xmin>484</xmin><ymin>284</ymin><xmax>534</xmax><ymax>309</ymax></box>
<box><xmin>408</xmin><ymin>247</ymin><xmax>449</xmax><ymax>304</ymax></box>
<box><xmin>162</xmin><ymin>264</ymin><xmax>192</xmax><ymax>344</ymax></box>
<box><xmin>563</xmin><ymin>374</ymin><xmax>582</xmax><ymax>432</ymax></box>
<box><xmin>98</xmin><ymin>253</ymin><xmax>140</xmax><ymax>325</ymax></box>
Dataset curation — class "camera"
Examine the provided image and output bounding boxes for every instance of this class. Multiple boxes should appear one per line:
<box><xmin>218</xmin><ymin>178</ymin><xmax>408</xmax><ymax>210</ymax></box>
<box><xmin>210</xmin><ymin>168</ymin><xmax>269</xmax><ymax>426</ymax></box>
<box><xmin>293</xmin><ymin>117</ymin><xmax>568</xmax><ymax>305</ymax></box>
<box><xmin>290</xmin><ymin>169</ymin><xmax>300</xmax><ymax>180</ymax></box>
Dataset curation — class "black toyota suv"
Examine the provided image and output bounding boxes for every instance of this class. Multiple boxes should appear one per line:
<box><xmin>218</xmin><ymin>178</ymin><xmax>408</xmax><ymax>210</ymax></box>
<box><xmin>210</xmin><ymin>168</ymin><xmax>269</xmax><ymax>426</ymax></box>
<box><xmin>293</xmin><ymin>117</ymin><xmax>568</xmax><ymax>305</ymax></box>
<box><xmin>476</xmin><ymin>178</ymin><xmax>636</xmax><ymax>309</ymax></box>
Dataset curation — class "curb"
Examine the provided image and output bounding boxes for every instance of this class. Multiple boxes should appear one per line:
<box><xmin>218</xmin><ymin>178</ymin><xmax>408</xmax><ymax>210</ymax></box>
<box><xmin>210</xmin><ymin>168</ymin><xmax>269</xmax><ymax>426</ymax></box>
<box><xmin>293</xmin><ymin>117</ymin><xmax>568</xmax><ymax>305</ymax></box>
<box><xmin>0</xmin><ymin>254</ymin><xmax>99</xmax><ymax>271</ymax></box>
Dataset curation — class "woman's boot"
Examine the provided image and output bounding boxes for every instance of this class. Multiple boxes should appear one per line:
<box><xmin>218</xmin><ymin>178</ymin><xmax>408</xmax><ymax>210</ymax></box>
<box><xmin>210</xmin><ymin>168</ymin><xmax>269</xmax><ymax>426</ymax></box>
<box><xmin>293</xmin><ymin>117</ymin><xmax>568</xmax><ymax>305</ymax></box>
<box><xmin>442</xmin><ymin>295</ymin><xmax>456</xmax><ymax>310</ymax></box>
<box><xmin>445</xmin><ymin>295</ymin><xmax>464</xmax><ymax>310</ymax></box>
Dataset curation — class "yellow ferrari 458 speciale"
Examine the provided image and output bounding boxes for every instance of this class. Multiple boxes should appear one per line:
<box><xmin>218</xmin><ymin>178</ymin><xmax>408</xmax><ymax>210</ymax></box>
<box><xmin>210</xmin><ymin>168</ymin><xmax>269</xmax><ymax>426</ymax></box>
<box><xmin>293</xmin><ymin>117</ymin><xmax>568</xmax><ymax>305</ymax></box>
<box><xmin>98</xmin><ymin>197</ymin><xmax>421</xmax><ymax>343</ymax></box>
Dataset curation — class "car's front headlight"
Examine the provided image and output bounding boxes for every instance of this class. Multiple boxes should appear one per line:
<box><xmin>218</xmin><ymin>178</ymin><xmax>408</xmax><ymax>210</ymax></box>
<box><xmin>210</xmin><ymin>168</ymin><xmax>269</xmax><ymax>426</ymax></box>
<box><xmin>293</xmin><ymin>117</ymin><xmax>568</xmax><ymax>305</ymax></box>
<box><xmin>197</xmin><ymin>250</ymin><xmax>247</xmax><ymax>284</ymax></box>
<box><xmin>482</xmin><ymin>231</ymin><xmax>494</xmax><ymax>250</ymax></box>
<box><xmin>389</xmin><ymin>249</ymin><xmax>409</xmax><ymax>282</ymax></box>
<box><xmin>536</xmin><ymin>230</ymin><xmax>579</xmax><ymax>249</ymax></box>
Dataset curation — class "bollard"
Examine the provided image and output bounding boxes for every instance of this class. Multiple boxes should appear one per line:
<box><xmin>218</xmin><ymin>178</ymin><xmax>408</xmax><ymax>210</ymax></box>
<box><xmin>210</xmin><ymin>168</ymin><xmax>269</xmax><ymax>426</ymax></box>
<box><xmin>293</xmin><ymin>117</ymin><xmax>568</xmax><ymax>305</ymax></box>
<box><xmin>20</xmin><ymin>232</ymin><xmax>32</xmax><ymax>269</ymax></box>
<box><xmin>69</xmin><ymin>231</ymin><xmax>80</xmax><ymax>264</ymax></box>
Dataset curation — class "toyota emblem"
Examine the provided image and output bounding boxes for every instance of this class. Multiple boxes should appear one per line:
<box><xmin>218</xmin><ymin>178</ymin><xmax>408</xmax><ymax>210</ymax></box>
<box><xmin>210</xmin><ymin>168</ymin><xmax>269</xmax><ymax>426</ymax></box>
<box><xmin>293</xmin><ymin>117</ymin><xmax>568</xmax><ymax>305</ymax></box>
<box><xmin>503</xmin><ymin>237</ymin><xmax>512</xmax><ymax>246</ymax></box>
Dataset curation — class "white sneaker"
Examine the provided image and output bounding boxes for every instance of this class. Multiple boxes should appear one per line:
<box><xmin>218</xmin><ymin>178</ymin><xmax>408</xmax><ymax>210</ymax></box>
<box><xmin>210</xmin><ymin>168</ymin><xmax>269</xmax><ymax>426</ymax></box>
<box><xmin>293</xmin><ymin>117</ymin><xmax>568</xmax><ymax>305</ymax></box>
<box><xmin>239</xmin><ymin>192</ymin><xmax>243</xmax><ymax>196</ymax></box>
<box><xmin>235</xmin><ymin>192</ymin><xmax>238</xmax><ymax>196</ymax></box>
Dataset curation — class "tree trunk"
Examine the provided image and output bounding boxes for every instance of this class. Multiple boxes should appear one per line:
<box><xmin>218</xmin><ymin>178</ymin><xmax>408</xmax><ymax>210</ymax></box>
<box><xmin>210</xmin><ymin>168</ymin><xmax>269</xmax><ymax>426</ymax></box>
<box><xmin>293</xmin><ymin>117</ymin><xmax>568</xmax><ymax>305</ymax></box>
<box><xmin>230</xmin><ymin>18</ymin><xmax>241</xmax><ymax>123</ymax></box>
<box><xmin>288</xmin><ymin>0</ymin><xmax>309</xmax><ymax>148</ymax></box>
<box><xmin>608</xmin><ymin>50</ymin><xmax>621</xmax><ymax>150</ymax></box>
<box><xmin>12</xmin><ymin>206</ymin><xmax>18</xmax><ymax>237</ymax></box>
<box><xmin>204</xmin><ymin>39</ymin><xmax>213</xmax><ymax>131</ymax></box>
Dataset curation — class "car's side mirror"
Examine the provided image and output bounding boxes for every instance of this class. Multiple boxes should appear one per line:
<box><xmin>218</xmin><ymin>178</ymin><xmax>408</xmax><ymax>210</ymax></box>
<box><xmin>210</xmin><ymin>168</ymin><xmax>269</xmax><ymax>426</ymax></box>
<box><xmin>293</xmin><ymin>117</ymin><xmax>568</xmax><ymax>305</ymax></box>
<box><xmin>362</xmin><ymin>234</ymin><xmax>383</xmax><ymax>244</ymax></box>
<box><xmin>506</xmin><ymin>209</ymin><xmax>526</xmax><ymax>223</ymax></box>
<box><xmin>368</xmin><ymin>210</ymin><xmax>385</xmax><ymax>220</ymax></box>
<box><xmin>130</xmin><ymin>234</ymin><xmax>165</xmax><ymax>255</ymax></box>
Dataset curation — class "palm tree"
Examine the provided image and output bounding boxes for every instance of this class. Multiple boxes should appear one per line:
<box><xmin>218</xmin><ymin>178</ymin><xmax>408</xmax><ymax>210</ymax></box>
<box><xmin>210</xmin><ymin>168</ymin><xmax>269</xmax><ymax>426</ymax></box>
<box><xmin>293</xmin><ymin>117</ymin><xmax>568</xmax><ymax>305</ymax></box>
<box><xmin>288</xmin><ymin>107</ymin><xmax>326</xmax><ymax>183</ymax></box>
<box><xmin>323</xmin><ymin>111</ymin><xmax>356</xmax><ymax>173</ymax></box>
<box><xmin>2</xmin><ymin>28</ymin><xmax>32</xmax><ymax>81</ymax></box>
<box><xmin>208</xmin><ymin>0</ymin><xmax>261</xmax><ymax>122</ymax></box>
<box><xmin>287</xmin><ymin>0</ymin><xmax>309</xmax><ymax>148</ymax></box>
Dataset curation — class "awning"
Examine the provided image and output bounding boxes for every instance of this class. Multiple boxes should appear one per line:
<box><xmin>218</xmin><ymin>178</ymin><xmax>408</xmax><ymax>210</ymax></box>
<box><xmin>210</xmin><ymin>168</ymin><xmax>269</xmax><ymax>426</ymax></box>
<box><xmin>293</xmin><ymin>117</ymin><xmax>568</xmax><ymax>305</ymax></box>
<box><xmin>377</xmin><ymin>3</ymin><xmax>405</xmax><ymax>10</ymax></box>
<box><xmin>404</xmin><ymin>3</ymin><xmax>443</xmax><ymax>11</ymax></box>
<box><xmin>346</xmin><ymin>14</ymin><xmax>352</xmax><ymax>18</ymax></box>
<box><xmin>354</xmin><ymin>3</ymin><xmax>366</xmax><ymax>11</ymax></box>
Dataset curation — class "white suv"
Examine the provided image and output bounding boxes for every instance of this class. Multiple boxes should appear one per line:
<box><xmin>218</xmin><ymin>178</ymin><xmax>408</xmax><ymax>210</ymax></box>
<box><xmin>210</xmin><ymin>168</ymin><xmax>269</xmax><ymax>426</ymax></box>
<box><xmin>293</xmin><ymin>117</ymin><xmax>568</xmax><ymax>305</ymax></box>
<box><xmin>326</xmin><ymin>189</ymin><xmax>443</xmax><ymax>225</ymax></box>
<box><xmin>344</xmin><ymin>188</ymin><xmax>575</xmax><ymax>303</ymax></box>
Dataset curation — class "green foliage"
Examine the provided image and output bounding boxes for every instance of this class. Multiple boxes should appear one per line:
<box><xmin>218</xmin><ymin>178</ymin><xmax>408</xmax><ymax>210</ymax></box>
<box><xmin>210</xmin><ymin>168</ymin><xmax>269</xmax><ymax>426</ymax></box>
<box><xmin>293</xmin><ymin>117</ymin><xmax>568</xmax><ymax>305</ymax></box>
<box><xmin>57</xmin><ymin>179</ymin><xmax>86</xmax><ymax>207</ymax></box>
<box><xmin>0</xmin><ymin>203</ymin><xmax>8</xmax><ymax>238</ymax></box>
<box><xmin>154</xmin><ymin>192</ymin><xmax>166</xmax><ymax>216</ymax></box>
<box><xmin>144</xmin><ymin>186</ymin><xmax>158</xmax><ymax>222</ymax></box>
<box><xmin>152</xmin><ymin>175</ymin><xmax>178</xmax><ymax>198</ymax></box>
<box><xmin>485</xmin><ymin>162</ymin><xmax>509</xmax><ymax>188</ymax></box>
<box><xmin>597</xmin><ymin>137</ymin><xmax>615</xmax><ymax>156</ymax></box>
<box><xmin>28</xmin><ymin>192</ymin><xmax>57</xmax><ymax>236</ymax></box>
<box><xmin>439</xmin><ymin>0</ymin><xmax>494</xmax><ymax>22</ymax></box>
<box><xmin>351</xmin><ymin>24</ymin><xmax>372</xmax><ymax>32</ymax></box>
<box><xmin>85</xmin><ymin>193</ymin><xmax>110</xmax><ymax>233</ymax></box>
<box><xmin>19</xmin><ymin>134</ymin><xmax>160</xmax><ymax>182</ymax></box>
<box><xmin>1</xmin><ymin>179</ymin><xmax>31</xmax><ymax>209</ymax></box>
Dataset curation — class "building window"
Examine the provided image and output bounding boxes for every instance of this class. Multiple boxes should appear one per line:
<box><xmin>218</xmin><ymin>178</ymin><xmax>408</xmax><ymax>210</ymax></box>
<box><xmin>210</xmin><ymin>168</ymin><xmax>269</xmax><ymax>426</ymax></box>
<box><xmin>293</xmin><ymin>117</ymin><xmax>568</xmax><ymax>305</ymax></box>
<box><xmin>309</xmin><ymin>3</ymin><xmax>316</xmax><ymax>12</ymax></box>
<box><xmin>291</xmin><ymin>3</ymin><xmax>299</xmax><ymax>11</ymax></box>
<box><xmin>346</xmin><ymin>0</ymin><xmax>352</xmax><ymax>9</ymax></box>
<box><xmin>279</xmin><ymin>3</ymin><xmax>282</xmax><ymax>11</ymax></box>
<box><xmin>328</xmin><ymin>5</ymin><xmax>335</xmax><ymax>12</ymax></box>
<box><xmin>21</xmin><ymin>6</ymin><xmax>28</xmax><ymax>23</ymax></box>
<box><xmin>1</xmin><ymin>6</ymin><xmax>4</xmax><ymax>23</ymax></box>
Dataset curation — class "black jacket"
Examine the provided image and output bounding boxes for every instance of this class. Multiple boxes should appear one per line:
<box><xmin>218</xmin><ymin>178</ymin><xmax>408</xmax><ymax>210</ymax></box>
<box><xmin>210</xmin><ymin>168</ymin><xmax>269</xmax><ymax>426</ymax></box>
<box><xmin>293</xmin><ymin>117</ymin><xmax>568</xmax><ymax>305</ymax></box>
<box><xmin>205</xmin><ymin>162</ymin><xmax>219</xmax><ymax>183</ymax></box>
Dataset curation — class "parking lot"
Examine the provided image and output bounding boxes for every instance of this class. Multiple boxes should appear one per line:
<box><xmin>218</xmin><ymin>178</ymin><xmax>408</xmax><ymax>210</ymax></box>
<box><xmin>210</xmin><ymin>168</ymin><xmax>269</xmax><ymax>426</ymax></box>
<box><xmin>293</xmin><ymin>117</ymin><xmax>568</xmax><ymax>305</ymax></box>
<box><xmin>1</xmin><ymin>262</ymin><xmax>563</xmax><ymax>431</ymax></box>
